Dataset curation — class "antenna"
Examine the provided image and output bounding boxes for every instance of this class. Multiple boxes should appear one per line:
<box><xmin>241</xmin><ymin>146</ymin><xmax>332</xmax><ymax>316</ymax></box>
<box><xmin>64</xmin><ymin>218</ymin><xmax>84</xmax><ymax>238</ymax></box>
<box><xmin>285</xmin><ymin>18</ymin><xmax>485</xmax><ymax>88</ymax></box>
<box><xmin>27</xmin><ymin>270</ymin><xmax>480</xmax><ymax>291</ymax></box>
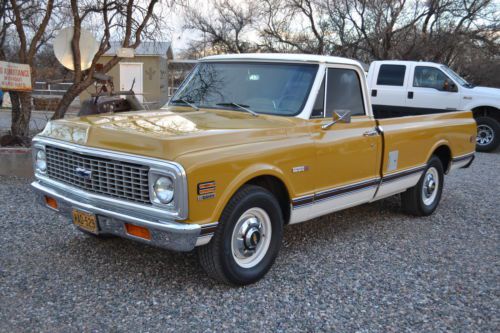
<box><xmin>53</xmin><ymin>26</ymin><xmax>99</xmax><ymax>71</ymax></box>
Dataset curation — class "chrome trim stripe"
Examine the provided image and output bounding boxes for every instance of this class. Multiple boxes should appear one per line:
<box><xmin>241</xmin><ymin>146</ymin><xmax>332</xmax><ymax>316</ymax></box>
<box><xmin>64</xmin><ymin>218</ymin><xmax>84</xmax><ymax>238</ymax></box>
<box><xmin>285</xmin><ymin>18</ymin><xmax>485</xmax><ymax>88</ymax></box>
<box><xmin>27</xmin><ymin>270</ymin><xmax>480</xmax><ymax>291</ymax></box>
<box><xmin>382</xmin><ymin>165</ymin><xmax>426</xmax><ymax>183</ymax></box>
<box><xmin>290</xmin><ymin>184</ymin><xmax>376</xmax><ymax>224</ymax></box>
<box><xmin>291</xmin><ymin>166</ymin><xmax>426</xmax><ymax>209</ymax></box>
<box><xmin>291</xmin><ymin>194</ymin><xmax>314</xmax><ymax>208</ymax></box>
<box><xmin>32</xmin><ymin>137</ymin><xmax>189</xmax><ymax>220</ymax></box>
<box><xmin>200</xmin><ymin>222</ymin><xmax>219</xmax><ymax>235</ymax></box>
<box><xmin>292</xmin><ymin>177</ymin><xmax>380</xmax><ymax>209</ymax></box>
<box><xmin>452</xmin><ymin>152</ymin><xmax>475</xmax><ymax>163</ymax></box>
<box><xmin>450</xmin><ymin>153</ymin><xmax>475</xmax><ymax>171</ymax></box>
<box><xmin>315</xmin><ymin>178</ymin><xmax>380</xmax><ymax>199</ymax></box>
<box><xmin>314</xmin><ymin>183</ymin><xmax>378</xmax><ymax>204</ymax></box>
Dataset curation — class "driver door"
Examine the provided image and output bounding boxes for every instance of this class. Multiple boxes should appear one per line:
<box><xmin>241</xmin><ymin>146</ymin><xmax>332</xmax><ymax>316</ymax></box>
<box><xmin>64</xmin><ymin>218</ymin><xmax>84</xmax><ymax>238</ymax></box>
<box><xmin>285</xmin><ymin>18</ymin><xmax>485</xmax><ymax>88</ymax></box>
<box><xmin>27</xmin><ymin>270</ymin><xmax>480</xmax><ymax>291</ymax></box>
<box><xmin>309</xmin><ymin>66</ymin><xmax>381</xmax><ymax>218</ymax></box>
<box><xmin>408</xmin><ymin>65</ymin><xmax>462</xmax><ymax>111</ymax></box>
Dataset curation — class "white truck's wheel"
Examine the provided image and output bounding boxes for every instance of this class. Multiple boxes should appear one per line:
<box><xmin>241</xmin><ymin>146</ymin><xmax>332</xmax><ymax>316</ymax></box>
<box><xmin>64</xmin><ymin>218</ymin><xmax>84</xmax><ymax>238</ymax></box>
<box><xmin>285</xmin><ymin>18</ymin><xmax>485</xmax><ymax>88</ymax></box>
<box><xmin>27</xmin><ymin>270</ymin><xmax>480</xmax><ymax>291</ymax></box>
<box><xmin>475</xmin><ymin>116</ymin><xmax>500</xmax><ymax>152</ymax></box>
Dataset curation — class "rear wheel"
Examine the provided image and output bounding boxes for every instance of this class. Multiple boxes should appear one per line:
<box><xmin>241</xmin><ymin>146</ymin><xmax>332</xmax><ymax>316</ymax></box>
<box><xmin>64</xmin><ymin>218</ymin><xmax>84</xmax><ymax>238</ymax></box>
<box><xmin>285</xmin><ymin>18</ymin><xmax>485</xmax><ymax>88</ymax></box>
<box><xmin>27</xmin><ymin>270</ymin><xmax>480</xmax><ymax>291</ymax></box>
<box><xmin>401</xmin><ymin>156</ymin><xmax>444</xmax><ymax>216</ymax></box>
<box><xmin>475</xmin><ymin>116</ymin><xmax>500</xmax><ymax>152</ymax></box>
<box><xmin>197</xmin><ymin>185</ymin><xmax>283</xmax><ymax>285</ymax></box>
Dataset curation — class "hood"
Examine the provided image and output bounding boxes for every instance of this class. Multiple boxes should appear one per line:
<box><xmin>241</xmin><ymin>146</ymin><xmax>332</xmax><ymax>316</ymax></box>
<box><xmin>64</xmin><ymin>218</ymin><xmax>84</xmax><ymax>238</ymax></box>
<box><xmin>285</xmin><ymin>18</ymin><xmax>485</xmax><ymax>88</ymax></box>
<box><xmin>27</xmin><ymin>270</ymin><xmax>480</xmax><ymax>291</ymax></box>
<box><xmin>468</xmin><ymin>86</ymin><xmax>500</xmax><ymax>99</ymax></box>
<box><xmin>38</xmin><ymin>107</ymin><xmax>306</xmax><ymax>160</ymax></box>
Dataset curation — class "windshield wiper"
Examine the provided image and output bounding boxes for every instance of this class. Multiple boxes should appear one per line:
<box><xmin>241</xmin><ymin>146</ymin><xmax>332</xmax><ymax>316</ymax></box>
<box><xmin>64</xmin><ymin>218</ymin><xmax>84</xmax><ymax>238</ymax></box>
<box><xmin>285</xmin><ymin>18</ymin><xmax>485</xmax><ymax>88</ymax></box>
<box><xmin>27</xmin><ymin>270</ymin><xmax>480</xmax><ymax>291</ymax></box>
<box><xmin>216</xmin><ymin>102</ymin><xmax>258</xmax><ymax>117</ymax></box>
<box><xmin>170</xmin><ymin>98</ymin><xmax>199</xmax><ymax>111</ymax></box>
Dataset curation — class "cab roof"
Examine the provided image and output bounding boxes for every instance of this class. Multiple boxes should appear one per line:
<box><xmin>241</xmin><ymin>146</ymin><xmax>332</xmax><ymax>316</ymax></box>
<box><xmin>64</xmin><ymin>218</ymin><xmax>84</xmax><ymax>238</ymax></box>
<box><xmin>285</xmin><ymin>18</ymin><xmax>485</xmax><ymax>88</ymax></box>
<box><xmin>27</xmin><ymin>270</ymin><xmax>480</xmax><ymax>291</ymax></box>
<box><xmin>201</xmin><ymin>53</ymin><xmax>363</xmax><ymax>67</ymax></box>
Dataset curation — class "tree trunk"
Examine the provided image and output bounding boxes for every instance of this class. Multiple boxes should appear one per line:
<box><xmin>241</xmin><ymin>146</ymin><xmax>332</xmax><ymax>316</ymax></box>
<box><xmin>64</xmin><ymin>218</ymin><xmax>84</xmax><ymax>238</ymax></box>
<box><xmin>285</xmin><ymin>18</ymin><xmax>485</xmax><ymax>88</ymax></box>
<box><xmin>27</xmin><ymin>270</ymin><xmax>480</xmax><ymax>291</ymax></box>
<box><xmin>52</xmin><ymin>86</ymin><xmax>82</xmax><ymax>120</ymax></box>
<box><xmin>10</xmin><ymin>91</ymin><xmax>21</xmax><ymax>129</ymax></box>
<box><xmin>10</xmin><ymin>91</ymin><xmax>32</xmax><ymax>138</ymax></box>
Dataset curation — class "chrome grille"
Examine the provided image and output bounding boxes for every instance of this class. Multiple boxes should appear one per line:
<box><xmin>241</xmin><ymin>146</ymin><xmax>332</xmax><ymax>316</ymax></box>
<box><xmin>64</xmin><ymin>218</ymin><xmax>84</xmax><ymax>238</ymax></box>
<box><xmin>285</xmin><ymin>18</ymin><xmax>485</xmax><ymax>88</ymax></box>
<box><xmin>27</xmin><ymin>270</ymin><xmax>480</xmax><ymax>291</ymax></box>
<box><xmin>45</xmin><ymin>146</ymin><xmax>151</xmax><ymax>204</ymax></box>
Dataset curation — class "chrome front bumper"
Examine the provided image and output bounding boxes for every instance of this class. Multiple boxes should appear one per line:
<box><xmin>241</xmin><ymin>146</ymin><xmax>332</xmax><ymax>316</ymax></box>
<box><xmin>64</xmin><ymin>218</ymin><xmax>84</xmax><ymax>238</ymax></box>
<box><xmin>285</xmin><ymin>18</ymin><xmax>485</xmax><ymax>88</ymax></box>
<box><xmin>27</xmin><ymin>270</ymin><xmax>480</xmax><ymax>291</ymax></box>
<box><xmin>32</xmin><ymin>180</ymin><xmax>217</xmax><ymax>252</ymax></box>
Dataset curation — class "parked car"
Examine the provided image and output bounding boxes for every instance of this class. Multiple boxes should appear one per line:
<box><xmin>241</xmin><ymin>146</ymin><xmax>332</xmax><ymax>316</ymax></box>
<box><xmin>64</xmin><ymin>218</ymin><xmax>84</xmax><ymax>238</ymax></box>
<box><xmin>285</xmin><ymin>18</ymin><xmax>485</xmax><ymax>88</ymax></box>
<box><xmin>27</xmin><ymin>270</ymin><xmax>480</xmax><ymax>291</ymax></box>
<box><xmin>367</xmin><ymin>60</ymin><xmax>500</xmax><ymax>152</ymax></box>
<box><xmin>32</xmin><ymin>54</ymin><xmax>476</xmax><ymax>285</ymax></box>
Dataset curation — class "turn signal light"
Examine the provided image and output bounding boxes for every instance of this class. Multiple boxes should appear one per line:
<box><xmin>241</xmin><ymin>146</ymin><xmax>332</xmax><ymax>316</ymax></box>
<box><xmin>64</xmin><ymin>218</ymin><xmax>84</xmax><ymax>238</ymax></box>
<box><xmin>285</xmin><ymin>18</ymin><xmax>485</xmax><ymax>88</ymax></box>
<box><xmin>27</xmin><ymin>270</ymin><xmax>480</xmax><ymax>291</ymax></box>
<box><xmin>45</xmin><ymin>196</ymin><xmax>58</xmax><ymax>210</ymax></box>
<box><xmin>125</xmin><ymin>223</ymin><xmax>151</xmax><ymax>240</ymax></box>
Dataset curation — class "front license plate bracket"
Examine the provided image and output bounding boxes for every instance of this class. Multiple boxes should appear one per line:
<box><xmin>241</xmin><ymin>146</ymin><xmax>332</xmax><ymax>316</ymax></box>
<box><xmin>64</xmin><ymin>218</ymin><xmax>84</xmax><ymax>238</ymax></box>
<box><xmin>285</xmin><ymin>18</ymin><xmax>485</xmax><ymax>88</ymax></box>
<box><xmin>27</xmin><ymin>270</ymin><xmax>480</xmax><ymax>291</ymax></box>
<box><xmin>72</xmin><ymin>209</ymin><xmax>98</xmax><ymax>234</ymax></box>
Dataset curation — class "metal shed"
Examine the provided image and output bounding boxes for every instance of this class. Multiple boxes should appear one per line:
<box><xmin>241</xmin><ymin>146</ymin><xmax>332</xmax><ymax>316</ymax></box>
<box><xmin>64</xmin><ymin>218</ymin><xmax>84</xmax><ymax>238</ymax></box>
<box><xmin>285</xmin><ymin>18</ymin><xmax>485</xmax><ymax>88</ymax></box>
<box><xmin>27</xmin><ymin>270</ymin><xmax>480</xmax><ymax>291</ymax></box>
<box><xmin>80</xmin><ymin>41</ymin><xmax>174</xmax><ymax>109</ymax></box>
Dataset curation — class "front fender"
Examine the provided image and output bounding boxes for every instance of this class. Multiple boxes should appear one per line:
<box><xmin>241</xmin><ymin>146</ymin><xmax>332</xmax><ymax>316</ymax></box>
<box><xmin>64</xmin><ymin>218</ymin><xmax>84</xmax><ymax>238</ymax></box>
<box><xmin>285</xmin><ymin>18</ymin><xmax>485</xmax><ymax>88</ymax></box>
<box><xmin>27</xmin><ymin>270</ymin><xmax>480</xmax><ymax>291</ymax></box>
<box><xmin>465</xmin><ymin>101</ymin><xmax>500</xmax><ymax>113</ymax></box>
<box><xmin>210</xmin><ymin>163</ymin><xmax>293</xmax><ymax>224</ymax></box>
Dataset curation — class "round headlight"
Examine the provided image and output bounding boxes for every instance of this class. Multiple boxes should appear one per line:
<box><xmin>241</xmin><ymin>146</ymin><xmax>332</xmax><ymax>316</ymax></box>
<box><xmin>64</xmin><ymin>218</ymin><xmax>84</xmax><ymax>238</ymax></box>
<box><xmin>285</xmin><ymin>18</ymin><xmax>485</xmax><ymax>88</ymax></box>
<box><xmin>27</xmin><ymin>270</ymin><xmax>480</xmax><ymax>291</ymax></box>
<box><xmin>153</xmin><ymin>176</ymin><xmax>174</xmax><ymax>204</ymax></box>
<box><xmin>36</xmin><ymin>150</ymin><xmax>47</xmax><ymax>172</ymax></box>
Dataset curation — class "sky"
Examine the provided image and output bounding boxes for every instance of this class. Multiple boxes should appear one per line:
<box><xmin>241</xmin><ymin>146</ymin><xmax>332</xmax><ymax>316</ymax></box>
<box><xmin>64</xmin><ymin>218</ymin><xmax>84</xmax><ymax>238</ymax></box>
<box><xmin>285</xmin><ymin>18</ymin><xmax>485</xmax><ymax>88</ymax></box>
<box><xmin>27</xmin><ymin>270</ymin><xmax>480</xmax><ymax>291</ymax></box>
<box><xmin>166</xmin><ymin>1</ymin><xmax>208</xmax><ymax>55</ymax></box>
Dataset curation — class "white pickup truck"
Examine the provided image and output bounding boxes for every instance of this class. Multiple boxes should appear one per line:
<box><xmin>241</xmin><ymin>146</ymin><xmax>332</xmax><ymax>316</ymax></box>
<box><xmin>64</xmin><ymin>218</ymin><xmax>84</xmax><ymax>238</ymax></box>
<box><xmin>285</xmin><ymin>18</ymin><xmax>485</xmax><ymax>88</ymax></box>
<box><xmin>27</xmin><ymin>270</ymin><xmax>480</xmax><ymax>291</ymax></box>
<box><xmin>367</xmin><ymin>60</ymin><xmax>500</xmax><ymax>152</ymax></box>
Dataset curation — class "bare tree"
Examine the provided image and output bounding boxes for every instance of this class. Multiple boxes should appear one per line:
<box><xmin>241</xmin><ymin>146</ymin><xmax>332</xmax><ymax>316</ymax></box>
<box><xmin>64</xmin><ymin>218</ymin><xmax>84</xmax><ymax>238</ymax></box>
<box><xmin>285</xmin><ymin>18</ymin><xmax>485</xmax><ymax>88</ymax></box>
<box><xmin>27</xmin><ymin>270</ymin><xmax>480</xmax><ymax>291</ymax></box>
<box><xmin>51</xmin><ymin>0</ymin><xmax>163</xmax><ymax>119</ymax></box>
<box><xmin>6</xmin><ymin>0</ymin><xmax>55</xmax><ymax>139</ymax></box>
<box><xmin>182</xmin><ymin>0</ymin><xmax>258</xmax><ymax>56</ymax></box>
<box><xmin>259</xmin><ymin>0</ymin><xmax>331</xmax><ymax>54</ymax></box>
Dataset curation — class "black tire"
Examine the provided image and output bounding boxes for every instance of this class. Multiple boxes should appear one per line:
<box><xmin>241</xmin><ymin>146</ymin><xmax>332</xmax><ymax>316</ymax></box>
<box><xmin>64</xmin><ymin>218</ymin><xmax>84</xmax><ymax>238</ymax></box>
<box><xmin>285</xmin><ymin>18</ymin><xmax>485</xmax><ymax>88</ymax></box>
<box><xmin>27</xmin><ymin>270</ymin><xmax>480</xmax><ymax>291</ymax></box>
<box><xmin>197</xmin><ymin>185</ymin><xmax>283</xmax><ymax>285</ymax></box>
<box><xmin>401</xmin><ymin>156</ymin><xmax>444</xmax><ymax>216</ymax></box>
<box><xmin>475</xmin><ymin>116</ymin><xmax>500</xmax><ymax>152</ymax></box>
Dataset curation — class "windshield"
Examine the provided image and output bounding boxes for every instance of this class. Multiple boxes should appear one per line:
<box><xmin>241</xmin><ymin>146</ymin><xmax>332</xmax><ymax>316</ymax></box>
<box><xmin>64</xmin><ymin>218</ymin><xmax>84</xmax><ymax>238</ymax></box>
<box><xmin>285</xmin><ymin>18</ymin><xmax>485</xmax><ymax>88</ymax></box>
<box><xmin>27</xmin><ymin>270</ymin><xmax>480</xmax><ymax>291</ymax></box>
<box><xmin>169</xmin><ymin>62</ymin><xmax>319</xmax><ymax>116</ymax></box>
<box><xmin>441</xmin><ymin>65</ymin><xmax>473</xmax><ymax>88</ymax></box>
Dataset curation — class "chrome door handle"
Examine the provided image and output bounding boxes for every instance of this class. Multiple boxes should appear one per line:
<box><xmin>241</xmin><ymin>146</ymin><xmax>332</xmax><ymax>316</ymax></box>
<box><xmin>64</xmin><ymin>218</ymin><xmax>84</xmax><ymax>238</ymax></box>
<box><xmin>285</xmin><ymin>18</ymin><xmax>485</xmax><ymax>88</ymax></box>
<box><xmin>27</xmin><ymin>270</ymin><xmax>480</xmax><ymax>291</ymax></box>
<box><xmin>363</xmin><ymin>129</ymin><xmax>378</xmax><ymax>137</ymax></box>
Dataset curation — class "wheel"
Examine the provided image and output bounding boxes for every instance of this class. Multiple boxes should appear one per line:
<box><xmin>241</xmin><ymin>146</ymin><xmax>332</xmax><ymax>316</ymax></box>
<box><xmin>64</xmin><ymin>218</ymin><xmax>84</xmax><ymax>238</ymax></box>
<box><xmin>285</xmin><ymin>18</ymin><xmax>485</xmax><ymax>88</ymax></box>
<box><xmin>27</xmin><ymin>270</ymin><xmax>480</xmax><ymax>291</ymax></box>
<box><xmin>197</xmin><ymin>185</ymin><xmax>283</xmax><ymax>285</ymax></box>
<box><xmin>475</xmin><ymin>116</ymin><xmax>500</xmax><ymax>152</ymax></box>
<box><xmin>401</xmin><ymin>156</ymin><xmax>444</xmax><ymax>216</ymax></box>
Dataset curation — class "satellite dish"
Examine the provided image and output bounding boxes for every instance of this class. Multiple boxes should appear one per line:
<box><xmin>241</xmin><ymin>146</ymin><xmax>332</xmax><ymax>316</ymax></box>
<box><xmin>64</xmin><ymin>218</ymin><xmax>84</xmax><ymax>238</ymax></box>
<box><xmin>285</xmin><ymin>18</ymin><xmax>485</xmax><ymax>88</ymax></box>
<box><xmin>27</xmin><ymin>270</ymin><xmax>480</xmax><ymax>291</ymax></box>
<box><xmin>53</xmin><ymin>27</ymin><xmax>99</xmax><ymax>71</ymax></box>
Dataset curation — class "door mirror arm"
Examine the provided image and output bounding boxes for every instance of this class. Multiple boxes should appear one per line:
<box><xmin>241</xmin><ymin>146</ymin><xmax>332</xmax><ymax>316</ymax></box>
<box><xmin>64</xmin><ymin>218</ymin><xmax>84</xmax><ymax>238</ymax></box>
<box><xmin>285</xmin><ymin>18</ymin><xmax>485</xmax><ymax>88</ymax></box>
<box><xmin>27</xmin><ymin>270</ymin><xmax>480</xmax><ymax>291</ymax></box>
<box><xmin>322</xmin><ymin>110</ymin><xmax>352</xmax><ymax>130</ymax></box>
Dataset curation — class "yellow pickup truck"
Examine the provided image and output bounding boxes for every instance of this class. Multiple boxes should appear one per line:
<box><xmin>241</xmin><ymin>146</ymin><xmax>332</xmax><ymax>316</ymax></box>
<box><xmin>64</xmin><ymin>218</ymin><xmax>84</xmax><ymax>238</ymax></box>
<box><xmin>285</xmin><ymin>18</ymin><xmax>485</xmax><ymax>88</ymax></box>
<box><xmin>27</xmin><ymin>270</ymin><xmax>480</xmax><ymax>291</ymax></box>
<box><xmin>32</xmin><ymin>54</ymin><xmax>476</xmax><ymax>285</ymax></box>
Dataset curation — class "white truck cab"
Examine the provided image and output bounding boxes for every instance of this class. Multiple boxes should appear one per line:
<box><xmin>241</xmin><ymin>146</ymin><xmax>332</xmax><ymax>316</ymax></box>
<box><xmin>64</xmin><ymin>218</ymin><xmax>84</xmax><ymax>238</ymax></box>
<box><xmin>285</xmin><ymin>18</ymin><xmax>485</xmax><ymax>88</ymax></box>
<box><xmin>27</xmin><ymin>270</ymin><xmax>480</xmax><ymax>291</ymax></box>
<box><xmin>367</xmin><ymin>60</ymin><xmax>500</xmax><ymax>152</ymax></box>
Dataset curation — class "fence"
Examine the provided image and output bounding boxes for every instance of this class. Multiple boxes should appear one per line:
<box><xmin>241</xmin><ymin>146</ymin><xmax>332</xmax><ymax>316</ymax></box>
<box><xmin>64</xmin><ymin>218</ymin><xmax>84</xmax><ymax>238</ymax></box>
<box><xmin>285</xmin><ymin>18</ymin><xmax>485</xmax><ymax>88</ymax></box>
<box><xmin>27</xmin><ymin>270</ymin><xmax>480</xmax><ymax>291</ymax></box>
<box><xmin>32</xmin><ymin>81</ymin><xmax>80</xmax><ymax>111</ymax></box>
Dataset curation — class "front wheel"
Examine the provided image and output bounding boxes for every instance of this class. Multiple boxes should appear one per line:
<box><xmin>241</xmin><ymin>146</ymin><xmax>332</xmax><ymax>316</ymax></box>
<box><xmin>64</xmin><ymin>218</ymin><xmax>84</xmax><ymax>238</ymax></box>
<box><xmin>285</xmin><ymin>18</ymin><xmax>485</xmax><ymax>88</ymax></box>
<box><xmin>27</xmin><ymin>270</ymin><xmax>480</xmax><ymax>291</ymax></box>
<box><xmin>197</xmin><ymin>185</ymin><xmax>283</xmax><ymax>285</ymax></box>
<box><xmin>475</xmin><ymin>116</ymin><xmax>500</xmax><ymax>152</ymax></box>
<box><xmin>401</xmin><ymin>156</ymin><xmax>444</xmax><ymax>216</ymax></box>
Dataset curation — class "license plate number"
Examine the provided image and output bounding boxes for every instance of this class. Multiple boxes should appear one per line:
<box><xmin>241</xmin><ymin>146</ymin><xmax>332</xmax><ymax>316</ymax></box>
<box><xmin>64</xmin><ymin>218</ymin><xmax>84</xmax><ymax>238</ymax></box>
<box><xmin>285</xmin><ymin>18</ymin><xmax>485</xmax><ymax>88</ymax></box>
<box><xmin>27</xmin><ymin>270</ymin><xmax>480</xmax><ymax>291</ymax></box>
<box><xmin>72</xmin><ymin>209</ymin><xmax>98</xmax><ymax>234</ymax></box>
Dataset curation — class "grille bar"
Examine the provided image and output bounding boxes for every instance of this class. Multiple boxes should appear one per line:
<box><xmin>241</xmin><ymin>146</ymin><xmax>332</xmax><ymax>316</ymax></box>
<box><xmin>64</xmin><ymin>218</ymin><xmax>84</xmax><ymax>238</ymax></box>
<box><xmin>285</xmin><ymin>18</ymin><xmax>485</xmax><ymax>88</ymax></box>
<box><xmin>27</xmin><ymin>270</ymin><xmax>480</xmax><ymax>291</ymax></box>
<box><xmin>45</xmin><ymin>146</ymin><xmax>151</xmax><ymax>204</ymax></box>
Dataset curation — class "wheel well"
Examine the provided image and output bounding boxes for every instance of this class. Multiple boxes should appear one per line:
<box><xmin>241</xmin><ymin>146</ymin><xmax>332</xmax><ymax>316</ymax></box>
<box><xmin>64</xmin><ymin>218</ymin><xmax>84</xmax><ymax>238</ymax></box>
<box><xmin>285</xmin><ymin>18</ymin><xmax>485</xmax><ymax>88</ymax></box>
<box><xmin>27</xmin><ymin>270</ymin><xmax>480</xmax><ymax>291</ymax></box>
<box><xmin>472</xmin><ymin>106</ymin><xmax>500</xmax><ymax>123</ymax></box>
<box><xmin>246</xmin><ymin>175</ymin><xmax>291</xmax><ymax>224</ymax></box>
<box><xmin>433</xmin><ymin>145</ymin><xmax>452</xmax><ymax>173</ymax></box>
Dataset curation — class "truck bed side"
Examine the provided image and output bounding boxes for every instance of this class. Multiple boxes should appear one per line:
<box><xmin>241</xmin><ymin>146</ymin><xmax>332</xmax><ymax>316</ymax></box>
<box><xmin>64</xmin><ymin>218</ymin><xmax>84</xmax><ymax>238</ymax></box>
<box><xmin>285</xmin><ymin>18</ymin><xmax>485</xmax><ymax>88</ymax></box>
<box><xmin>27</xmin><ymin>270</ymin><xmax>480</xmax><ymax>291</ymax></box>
<box><xmin>372</xmin><ymin>110</ymin><xmax>476</xmax><ymax>200</ymax></box>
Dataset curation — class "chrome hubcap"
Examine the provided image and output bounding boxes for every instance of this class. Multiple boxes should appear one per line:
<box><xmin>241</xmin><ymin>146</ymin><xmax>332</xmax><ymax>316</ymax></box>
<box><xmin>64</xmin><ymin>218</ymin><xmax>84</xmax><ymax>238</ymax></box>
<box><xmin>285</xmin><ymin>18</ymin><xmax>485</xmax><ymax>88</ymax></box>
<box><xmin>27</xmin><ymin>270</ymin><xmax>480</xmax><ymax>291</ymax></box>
<box><xmin>231</xmin><ymin>207</ymin><xmax>272</xmax><ymax>268</ymax></box>
<box><xmin>422</xmin><ymin>167</ymin><xmax>439</xmax><ymax>206</ymax></box>
<box><xmin>477</xmin><ymin>124</ymin><xmax>494</xmax><ymax>146</ymax></box>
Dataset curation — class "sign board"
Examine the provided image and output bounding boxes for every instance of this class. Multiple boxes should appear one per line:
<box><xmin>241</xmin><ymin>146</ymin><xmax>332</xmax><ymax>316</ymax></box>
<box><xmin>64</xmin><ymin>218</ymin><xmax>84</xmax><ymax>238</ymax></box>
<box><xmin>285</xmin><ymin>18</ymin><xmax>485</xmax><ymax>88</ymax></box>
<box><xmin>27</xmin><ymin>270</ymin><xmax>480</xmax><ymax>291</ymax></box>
<box><xmin>117</xmin><ymin>48</ymin><xmax>135</xmax><ymax>58</ymax></box>
<box><xmin>0</xmin><ymin>61</ymin><xmax>32</xmax><ymax>91</ymax></box>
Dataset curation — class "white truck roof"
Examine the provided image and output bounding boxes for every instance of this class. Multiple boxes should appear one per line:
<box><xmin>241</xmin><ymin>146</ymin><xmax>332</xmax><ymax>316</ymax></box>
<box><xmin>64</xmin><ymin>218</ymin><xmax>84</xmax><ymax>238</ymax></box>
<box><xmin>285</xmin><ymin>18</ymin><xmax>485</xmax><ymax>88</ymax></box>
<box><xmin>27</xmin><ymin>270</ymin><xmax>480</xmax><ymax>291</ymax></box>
<box><xmin>371</xmin><ymin>60</ymin><xmax>443</xmax><ymax>67</ymax></box>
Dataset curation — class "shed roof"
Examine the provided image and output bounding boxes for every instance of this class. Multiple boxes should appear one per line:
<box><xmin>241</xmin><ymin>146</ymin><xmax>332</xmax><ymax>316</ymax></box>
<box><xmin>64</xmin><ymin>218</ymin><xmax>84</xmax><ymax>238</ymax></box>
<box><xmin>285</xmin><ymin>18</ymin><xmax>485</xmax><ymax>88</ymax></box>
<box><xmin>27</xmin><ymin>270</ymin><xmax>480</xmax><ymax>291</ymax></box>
<box><xmin>105</xmin><ymin>41</ymin><xmax>173</xmax><ymax>59</ymax></box>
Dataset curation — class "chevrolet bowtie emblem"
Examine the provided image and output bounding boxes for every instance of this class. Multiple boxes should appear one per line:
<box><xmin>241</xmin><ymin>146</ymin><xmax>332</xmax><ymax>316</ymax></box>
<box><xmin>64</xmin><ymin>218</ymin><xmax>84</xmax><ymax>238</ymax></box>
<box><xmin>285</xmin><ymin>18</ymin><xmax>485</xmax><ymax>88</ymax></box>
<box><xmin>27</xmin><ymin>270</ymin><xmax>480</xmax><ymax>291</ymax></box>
<box><xmin>75</xmin><ymin>167</ymin><xmax>92</xmax><ymax>179</ymax></box>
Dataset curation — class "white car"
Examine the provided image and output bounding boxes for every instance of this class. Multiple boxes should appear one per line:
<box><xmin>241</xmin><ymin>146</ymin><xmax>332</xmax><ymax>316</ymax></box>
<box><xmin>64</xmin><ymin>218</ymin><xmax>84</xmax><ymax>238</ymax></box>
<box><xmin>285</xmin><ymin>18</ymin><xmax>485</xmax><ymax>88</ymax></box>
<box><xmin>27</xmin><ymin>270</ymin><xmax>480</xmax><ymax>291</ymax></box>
<box><xmin>367</xmin><ymin>60</ymin><xmax>500</xmax><ymax>152</ymax></box>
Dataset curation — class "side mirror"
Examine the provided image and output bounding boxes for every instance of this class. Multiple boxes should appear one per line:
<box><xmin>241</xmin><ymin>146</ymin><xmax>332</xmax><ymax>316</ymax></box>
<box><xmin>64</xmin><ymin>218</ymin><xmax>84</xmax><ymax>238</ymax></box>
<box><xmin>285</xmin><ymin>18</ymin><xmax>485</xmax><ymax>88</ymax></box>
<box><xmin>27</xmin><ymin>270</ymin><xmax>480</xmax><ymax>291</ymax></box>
<box><xmin>442</xmin><ymin>80</ymin><xmax>458</xmax><ymax>92</ymax></box>
<box><xmin>333</xmin><ymin>109</ymin><xmax>351</xmax><ymax>123</ymax></box>
<box><xmin>322</xmin><ymin>109</ymin><xmax>351</xmax><ymax>129</ymax></box>
<box><xmin>442</xmin><ymin>80</ymin><xmax>450</xmax><ymax>91</ymax></box>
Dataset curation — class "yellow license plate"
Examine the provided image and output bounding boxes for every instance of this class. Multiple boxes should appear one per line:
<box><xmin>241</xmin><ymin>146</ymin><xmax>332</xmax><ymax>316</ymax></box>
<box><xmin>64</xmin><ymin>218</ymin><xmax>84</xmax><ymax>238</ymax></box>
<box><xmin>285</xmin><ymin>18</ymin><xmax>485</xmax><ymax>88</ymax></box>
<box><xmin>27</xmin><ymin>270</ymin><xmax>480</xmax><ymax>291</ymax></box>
<box><xmin>72</xmin><ymin>209</ymin><xmax>98</xmax><ymax>234</ymax></box>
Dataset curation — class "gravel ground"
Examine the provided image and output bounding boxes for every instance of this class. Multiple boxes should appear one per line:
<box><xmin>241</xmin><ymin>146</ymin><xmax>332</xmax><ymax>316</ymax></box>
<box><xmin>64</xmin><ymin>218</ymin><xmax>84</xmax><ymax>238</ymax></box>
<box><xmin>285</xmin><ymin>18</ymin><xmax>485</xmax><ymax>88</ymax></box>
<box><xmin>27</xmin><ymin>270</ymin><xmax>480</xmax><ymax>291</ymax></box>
<box><xmin>0</xmin><ymin>151</ymin><xmax>498</xmax><ymax>332</ymax></box>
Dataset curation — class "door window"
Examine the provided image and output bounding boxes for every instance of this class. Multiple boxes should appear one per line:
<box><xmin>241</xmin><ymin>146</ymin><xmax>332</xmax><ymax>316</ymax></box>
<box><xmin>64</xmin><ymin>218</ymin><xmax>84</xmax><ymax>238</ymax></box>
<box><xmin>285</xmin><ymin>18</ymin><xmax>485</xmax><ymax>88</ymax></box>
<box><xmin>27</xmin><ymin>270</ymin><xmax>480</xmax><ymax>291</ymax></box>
<box><xmin>413</xmin><ymin>66</ymin><xmax>453</xmax><ymax>91</ymax></box>
<box><xmin>325</xmin><ymin>68</ymin><xmax>365</xmax><ymax>117</ymax></box>
<box><xmin>376</xmin><ymin>65</ymin><xmax>406</xmax><ymax>86</ymax></box>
